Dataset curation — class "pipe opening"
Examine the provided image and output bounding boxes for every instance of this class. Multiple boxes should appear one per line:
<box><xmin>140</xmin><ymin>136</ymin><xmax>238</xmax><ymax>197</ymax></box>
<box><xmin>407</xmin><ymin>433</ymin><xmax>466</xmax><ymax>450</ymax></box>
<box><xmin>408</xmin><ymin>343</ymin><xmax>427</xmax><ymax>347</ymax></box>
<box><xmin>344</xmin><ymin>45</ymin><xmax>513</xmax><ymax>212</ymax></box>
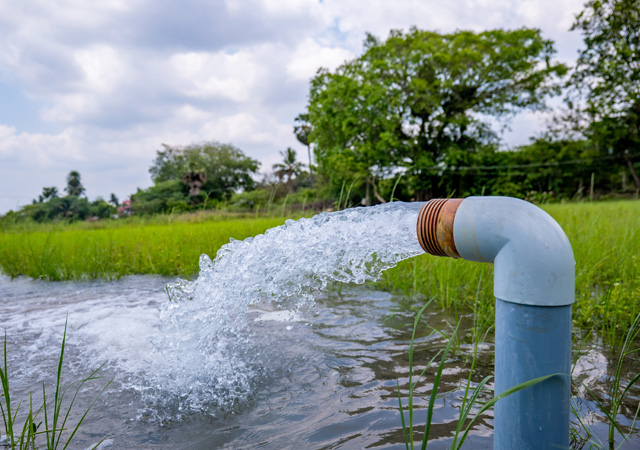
<box><xmin>416</xmin><ymin>198</ymin><xmax>462</xmax><ymax>258</ymax></box>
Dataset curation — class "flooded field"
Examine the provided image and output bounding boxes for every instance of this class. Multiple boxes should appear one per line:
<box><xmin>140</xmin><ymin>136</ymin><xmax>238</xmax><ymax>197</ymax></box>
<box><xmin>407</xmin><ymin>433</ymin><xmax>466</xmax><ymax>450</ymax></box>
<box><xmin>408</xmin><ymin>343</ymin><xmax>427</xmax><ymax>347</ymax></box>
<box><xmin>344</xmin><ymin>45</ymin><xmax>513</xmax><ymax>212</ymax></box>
<box><xmin>1</xmin><ymin>275</ymin><xmax>638</xmax><ymax>449</ymax></box>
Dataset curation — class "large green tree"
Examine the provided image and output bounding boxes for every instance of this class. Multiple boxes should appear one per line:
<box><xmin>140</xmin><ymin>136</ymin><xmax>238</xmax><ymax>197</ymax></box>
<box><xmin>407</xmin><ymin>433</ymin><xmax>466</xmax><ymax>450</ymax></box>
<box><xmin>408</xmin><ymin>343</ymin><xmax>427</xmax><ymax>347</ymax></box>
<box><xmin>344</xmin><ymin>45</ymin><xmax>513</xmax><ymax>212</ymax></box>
<box><xmin>304</xmin><ymin>28</ymin><xmax>567</xmax><ymax>200</ymax></box>
<box><xmin>570</xmin><ymin>0</ymin><xmax>640</xmax><ymax>190</ymax></box>
<box><xmin>149</xmin><ymin>141</ymin><xmax>260</xmax><ymax>201</ymax></box>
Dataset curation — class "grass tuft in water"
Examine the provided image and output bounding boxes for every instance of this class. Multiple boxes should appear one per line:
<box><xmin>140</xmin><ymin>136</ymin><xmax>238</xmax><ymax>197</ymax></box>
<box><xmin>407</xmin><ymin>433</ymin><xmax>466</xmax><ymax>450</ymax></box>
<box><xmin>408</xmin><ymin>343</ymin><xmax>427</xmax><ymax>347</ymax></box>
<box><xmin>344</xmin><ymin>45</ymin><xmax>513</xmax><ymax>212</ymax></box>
<box><xmin>397</xmin><ymin>300</ymin><xmax>561</xmax><ymax>449</ymax></box>
<box><xmin>572</xmin><ymin>311</ymin><xmax>640</xmax><ymax>449</ymax></box>
<box><xmin>0</xmin><ymin>321</ymin><xmax>112</xmax><ymax>450</ymax></box>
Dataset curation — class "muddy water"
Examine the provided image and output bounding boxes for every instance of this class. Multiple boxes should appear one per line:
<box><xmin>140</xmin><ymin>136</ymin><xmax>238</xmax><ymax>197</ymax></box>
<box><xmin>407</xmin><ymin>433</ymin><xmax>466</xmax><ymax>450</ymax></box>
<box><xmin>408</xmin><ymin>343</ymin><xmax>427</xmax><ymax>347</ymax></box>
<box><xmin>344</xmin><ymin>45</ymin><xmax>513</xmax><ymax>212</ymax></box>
<box><xmin>0</xmin><ymin>275</ymin><xmax>638</xmax><ymax>449</ymax></box>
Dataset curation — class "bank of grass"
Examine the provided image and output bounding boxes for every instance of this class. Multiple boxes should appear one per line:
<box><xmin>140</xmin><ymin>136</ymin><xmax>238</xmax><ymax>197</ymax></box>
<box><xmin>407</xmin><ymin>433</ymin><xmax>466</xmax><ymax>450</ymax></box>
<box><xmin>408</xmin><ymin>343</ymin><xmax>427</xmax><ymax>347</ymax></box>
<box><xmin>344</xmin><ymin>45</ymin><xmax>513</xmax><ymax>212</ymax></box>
<box><xmin>0</xmin><ymin>209</ymin><xmax>284</xmax><ymax>234</ymax></box>
<box><xmin>378</xmin><ymin>200</ymin><xmax>640</xmax><ymax>343</ymax></box>
<box><xmin>0</xmin><ymin>216</ymin><xmax>288</xmax><ymax>280</ymax></box>
<box><xmin>1</xmin><ymin>200</ymin><xmax>639</xmax><ymax>339</ymax></box>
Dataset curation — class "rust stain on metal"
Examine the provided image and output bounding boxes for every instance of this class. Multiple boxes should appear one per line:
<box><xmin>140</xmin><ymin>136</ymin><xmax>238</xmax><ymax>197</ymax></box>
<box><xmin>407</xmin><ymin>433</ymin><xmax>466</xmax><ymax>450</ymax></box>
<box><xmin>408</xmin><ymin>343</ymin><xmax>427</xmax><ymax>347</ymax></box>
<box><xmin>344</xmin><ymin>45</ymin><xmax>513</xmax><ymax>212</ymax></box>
<box><xmin>437</xmin><ymin>198</ymin><xmax>462</xmax><ymax>258</ymax></box>
<box><xmin>417</xmin><ymin>198</ymin><xmax>462</xmax><ymax>258</ymax></box>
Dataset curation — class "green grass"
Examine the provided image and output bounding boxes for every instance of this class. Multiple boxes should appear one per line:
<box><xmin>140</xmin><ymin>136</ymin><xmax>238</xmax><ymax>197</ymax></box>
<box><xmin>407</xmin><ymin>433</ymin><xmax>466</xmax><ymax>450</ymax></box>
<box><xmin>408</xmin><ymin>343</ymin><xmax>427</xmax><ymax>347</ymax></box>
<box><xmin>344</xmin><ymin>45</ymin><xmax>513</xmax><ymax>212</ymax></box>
<box><xmin>0</xmin><ymin>217</ymin><xmax>288</xmax><ymax>280</ymax></box>
<box><xmin>1</xmin><ymin>322</ymin><xmax>111</xmax><ymax>450</ymax></box>
<box><xmin>2</xmin><ymin>201</ymin><xmax>638</xmax><ymax>447</ymax></box>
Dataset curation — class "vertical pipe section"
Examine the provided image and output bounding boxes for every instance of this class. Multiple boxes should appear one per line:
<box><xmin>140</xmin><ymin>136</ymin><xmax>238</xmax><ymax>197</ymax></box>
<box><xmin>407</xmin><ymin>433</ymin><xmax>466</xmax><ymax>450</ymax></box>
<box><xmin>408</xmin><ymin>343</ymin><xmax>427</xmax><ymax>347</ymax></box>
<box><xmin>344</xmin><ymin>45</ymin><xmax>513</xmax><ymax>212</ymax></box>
<box><xmin>494</xmin><ymin>300</ymin><xmax>572</xmax><ymax>450</ymax></box>
<box><xmin>417</xmin><ymin>196</ymin><xmax>575</xmax><ymax>450</ymax></box>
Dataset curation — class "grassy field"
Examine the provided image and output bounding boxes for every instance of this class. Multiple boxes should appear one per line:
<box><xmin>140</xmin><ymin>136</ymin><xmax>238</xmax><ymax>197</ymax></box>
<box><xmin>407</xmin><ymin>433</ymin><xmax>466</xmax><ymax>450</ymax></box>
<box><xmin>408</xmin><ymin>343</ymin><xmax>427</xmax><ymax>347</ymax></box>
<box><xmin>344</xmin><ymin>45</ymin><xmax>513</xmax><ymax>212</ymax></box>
<box><xmin>1</xmin><ymin>200</ymin><xmax>639</xmax><ymax>340</ymax></box>
<box><xmin>0</xmin><ymin>214</ymin><xmax>289</xmax><ymax>280</ymax></box>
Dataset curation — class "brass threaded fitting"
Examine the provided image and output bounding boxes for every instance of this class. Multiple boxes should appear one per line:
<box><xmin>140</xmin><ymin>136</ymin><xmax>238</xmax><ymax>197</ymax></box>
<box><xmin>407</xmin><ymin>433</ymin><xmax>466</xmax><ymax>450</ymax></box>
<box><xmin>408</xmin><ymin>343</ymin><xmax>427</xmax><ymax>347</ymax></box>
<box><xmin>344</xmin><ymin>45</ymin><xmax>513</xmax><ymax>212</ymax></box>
<box><xmin>416</xmin><ymin>198</ymin><xmax>463</xmax><ymax>258</ymax></box>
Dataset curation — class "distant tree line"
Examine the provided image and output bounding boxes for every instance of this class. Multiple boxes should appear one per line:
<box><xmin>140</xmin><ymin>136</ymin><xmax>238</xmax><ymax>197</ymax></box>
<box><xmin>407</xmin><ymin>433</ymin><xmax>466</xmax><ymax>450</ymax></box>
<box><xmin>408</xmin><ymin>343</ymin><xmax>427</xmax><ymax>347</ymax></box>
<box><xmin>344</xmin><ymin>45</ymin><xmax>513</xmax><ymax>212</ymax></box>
<box><xmin>3</xmin><ymin>171</ymin><xmax>120</xmax><ymax>223</ymax></box>
<box><xmin>130</xmin><ymin>141</ymin><xmax>316</xmax><ymax>215</ymax></box>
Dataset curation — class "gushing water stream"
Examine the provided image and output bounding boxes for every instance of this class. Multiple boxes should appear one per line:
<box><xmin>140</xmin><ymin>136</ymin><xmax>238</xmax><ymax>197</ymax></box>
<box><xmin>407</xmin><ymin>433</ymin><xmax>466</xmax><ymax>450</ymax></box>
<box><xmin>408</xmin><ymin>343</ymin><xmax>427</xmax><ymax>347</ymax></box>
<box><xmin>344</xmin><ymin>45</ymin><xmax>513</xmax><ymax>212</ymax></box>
<box><xmin>152</xmin><ymin>202</ymin><xmax>424</xmax><ymax>416</ymax></box>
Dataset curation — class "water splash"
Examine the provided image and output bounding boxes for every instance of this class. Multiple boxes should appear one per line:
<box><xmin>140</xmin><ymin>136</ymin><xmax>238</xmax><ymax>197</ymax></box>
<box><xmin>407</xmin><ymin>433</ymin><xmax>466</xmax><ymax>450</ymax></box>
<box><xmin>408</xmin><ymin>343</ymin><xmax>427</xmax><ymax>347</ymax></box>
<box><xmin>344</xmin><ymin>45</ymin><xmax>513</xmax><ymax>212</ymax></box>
<box><xmin>142</xmin><ymin>202</ymin><xmax>424</xmax><ymax>418</ymax></box>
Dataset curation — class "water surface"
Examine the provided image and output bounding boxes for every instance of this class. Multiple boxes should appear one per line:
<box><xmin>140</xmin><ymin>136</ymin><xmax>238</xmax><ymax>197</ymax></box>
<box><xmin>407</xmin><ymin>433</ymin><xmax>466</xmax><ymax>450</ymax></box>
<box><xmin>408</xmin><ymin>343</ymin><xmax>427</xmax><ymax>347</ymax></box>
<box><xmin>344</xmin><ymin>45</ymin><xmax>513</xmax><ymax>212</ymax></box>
<box><xmin>1</xmin><ymin>275</ymin><xmax>638</xmax><ymax>449</ymax></box>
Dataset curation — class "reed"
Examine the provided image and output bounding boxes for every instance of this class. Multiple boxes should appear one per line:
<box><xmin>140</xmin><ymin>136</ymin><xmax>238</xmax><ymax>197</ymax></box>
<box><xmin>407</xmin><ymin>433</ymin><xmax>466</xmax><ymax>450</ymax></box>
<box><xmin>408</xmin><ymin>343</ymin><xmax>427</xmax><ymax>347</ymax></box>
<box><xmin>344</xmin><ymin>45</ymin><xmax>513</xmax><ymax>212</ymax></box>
<box><xmin>0</xmin><ymin>322</ymin><xmax>111</xmax><ymax>450</ymax></box>
<box><xmin>573</xmin><ymin>311</ymin><xmax>640</xmax><ymax>449</ymax></box>
<box><xmin>397</xmin><ymin>299</ymin><xmax>558</xmax><ymax>449</ymax></box>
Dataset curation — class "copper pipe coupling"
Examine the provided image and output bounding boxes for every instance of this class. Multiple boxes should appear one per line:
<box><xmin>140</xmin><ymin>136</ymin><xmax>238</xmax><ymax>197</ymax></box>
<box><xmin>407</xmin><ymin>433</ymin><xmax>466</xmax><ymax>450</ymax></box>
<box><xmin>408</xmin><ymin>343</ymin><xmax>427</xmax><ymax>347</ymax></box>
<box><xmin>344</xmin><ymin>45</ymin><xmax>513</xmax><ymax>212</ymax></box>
<box><xmin>416</xmin><ymin>198</ymin><xmax>463</xmax><ymax>258</ymax></box>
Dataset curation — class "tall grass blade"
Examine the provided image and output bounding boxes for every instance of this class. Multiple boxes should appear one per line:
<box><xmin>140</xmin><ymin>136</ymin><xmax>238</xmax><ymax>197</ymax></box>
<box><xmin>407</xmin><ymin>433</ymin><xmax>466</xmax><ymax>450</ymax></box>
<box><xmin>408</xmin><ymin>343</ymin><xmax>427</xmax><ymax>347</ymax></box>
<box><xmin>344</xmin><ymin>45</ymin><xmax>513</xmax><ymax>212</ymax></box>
<box><xmin>1</xmin><ymin>331</ymin><xmax>15</xmax><ymax>448</ymax></box>
<box><xmin>397</xmin><ymin>379</ymin><xmax>410</xmax><ymax>450</ymax></box>
<box><xmin>457</xmin><ymin>373</ymin><xmax>563</xmax><ymax>446</ymax></box>
<box><xmin>450</xmin><ymin>375</ymin><xmax>493</xmax><ymax>449</ymax></box>
<box><xmin>421</xmin><ymin>321</ymin><xmax>460</xmax><ymax>450</ymax></box>
<box><xmin>1</xmin><ymin>321</ymin><xmax>111</xmax><ymax>450</ymax></box>
<box><xmin>390</xmin><ymin>174</ymin><xmax>403</xmax><ymax>202</ymax></box>
<box><xmin>344</xmin><ymin>175</ymin><xmax>360</xmax><ymax>209</ymax></box>
<box><xmin>61</xmin><ymin>365</ymin><xmax>113</xmax><ymax>450</ymax></box>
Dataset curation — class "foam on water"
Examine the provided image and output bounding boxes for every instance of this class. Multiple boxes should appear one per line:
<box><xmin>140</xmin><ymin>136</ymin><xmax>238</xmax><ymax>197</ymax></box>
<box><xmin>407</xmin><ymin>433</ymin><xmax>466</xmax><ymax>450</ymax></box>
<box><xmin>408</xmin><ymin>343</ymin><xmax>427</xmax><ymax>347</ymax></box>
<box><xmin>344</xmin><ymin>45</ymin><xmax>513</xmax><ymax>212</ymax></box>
<box><xmin>141</xmin><ymin>202</ymin><xmax>424</xmax><ymax>417</ymax></box>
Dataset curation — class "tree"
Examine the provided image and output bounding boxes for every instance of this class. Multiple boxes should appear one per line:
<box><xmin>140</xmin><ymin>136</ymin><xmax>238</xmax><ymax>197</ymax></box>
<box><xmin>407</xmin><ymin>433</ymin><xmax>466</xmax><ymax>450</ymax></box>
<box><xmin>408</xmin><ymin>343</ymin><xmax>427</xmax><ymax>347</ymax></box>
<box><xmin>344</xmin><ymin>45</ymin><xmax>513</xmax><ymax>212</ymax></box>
<box><xmin>109</xmin><ymin>193</ymin><xmax>119</xmax><ymax>207</ymax></box>
<box><xmin>569</xmin><ymin>0</ymin><xmax>640</xmax><ymax>190</ymax></box>
<box><xmin>149</xmin><ymin>141</ymin><xmax>260</xmax><ymax>201</ymax></box>
<box><xmin>89</xmin><ymin>198</ymin><xmax>116</xmax><ymax>219</ymax></box>
<box><xmin>130</xmin><ymin>180</ymin><xmax>188</xmax><ymax>215</ymax></box>
<box><xmin>34</xmin><ymin>187</ymin><xmax>59</xmax><ymax>203</ymax></box>
<box><xmin>65</xmin><ymin>171</ymin><xmax>85</xmax><ymax>197</ymax></box>
<box><xmin>43</xmin><ymin>187</ymin><xmax>58</xmax><ymax>201</ymax></box>
<box><xmin>272</xmin><ymin>148</ymin><xmax>305</xmax><ymax>193</ymax></box>
<box><xmin>304</xmin><ymin>28</ymin><xmax>567</xmax><ymax>200</ymax></box>
<box><xmin>294</xmin><ymin>114</ymin><xmax>314</xmax><ymax>187</ymax></box>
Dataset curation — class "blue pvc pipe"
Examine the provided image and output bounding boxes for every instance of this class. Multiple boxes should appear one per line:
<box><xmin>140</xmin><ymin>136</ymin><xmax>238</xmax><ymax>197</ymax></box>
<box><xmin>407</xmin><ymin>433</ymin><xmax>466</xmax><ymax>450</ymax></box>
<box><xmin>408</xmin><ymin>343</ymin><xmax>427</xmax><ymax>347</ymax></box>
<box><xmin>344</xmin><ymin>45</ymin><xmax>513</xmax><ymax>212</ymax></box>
<box><xmin>418</xmin><ymin>196</ymin><xmax>575</xmax><ymax>449</ymax></box>
<box><xmin>494</xmin><ymin>299</ymin><xmax>572</xmax><ymax>450</ymax></box>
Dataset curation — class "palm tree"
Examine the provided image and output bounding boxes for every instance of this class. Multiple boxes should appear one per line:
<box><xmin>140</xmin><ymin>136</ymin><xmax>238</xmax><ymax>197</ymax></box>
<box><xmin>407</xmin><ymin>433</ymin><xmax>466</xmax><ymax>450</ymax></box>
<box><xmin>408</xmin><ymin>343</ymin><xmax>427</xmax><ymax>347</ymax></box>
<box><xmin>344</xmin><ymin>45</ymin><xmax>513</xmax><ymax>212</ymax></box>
<box><xmin>294</xmin><ymin>114</ymin><xmax>313</xmax><ymax>187</ymax></box>
<box><xmin>273</xmin><ymin>148</ymin><xmax>304</xmax><ymax>193</ymax></box>
<box><xmin>42</xmin><ymin>187</ymin><xmax>59</xmax><ymax>201</ymax></box>
<box><xmin>109</xmin><ymin>193</ymin><xmax>119</xmax><ymax>207</ymax></box>
<box><xmin>57</xmin><ymin>197</ymin><xmax>75</xmax><ymax>218</ymax></box>
<box><xmin>65</xmin><ymin>171</ymin><xmax>85</xmax><ymax>197</ymax></box>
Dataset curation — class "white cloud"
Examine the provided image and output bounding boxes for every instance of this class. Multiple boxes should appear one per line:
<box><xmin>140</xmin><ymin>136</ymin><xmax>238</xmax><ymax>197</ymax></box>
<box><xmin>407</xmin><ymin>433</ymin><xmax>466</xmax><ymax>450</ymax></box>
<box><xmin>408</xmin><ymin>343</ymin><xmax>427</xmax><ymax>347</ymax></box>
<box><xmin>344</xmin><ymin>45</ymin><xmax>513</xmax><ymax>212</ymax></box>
<box><xmin>286</xmin><ymin>38</ymin><xmax>354</xmax><ymax>81</ymax></box>
<box><xmin>41</xmin><ymin>94</ymin><xmax>94</xmax><ymax>123</ymax></box>
<box><xmin>170</xmin><ymin>50</ymin><xmax>262</xmax><ymax>103</ymax></box>
<box><xmin>261</xmin><ymin>0</ymin><xmax>322</xmax><ymax>16</ymax></box>
<box><xmin>74</xmin><ymin>45</ymin><xmax>128</xmax><ymax>94</ymax></box>
<box><xmin>199</xmin><ymin>112</ymin><xmax>292</xmax><ymax>147</ymax></box>
<box><xmin>0</xmin><ymin>126</ymin><xmax>83</xmax><ymax>167</ymax></box>
<box><xmin>175</xmin><ymin>105</ymin><xmax>212</xmax><ymax>123</ymax></box>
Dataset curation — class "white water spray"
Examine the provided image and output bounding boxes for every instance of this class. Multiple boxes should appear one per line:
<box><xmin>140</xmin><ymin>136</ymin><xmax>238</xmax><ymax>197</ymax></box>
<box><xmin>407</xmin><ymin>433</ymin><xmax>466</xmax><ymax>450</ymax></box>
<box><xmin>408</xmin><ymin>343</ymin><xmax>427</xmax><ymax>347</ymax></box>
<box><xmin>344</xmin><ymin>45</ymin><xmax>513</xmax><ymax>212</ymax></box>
<box><xmin>142</xmin><ymin>202</ymin><xmax>424</xmax><ymax>417</ymax></box>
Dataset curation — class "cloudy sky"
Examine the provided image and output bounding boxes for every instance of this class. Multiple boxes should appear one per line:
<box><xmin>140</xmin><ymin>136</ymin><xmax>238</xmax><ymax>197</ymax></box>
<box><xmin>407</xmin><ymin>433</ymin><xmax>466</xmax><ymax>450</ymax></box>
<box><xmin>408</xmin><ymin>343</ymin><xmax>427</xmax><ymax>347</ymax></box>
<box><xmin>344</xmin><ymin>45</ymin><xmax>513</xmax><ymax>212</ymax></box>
<box><xmin>0</xmin><ymin>0</ymin><xmax>586</xmax><ymax>214</ymax></box>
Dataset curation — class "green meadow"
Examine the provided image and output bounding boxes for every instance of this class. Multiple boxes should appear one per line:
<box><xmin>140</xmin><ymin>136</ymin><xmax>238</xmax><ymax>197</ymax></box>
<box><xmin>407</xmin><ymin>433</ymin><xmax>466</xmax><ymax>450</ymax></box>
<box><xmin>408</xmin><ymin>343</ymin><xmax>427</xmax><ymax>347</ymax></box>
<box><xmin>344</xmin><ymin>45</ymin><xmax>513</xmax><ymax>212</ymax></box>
<box><xmin>0</xmin><ymin>213</ymin><xmax>289</xmax><ymax>280</ymax></box>
<box><xmin>1</xmin><ymin>200</ymin><xmax>639</xmax><ymax>340</ymax></box>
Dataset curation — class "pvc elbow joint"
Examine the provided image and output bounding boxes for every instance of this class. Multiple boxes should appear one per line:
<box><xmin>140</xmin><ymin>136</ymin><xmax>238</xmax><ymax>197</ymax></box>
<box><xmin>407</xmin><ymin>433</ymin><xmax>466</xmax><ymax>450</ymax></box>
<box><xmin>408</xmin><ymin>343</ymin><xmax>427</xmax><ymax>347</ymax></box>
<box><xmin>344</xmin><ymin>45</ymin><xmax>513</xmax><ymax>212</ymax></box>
<box><xmin>417</xmin><ymin>197</ymin><xmax>575</xmax><ymax>307</ymax></box>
